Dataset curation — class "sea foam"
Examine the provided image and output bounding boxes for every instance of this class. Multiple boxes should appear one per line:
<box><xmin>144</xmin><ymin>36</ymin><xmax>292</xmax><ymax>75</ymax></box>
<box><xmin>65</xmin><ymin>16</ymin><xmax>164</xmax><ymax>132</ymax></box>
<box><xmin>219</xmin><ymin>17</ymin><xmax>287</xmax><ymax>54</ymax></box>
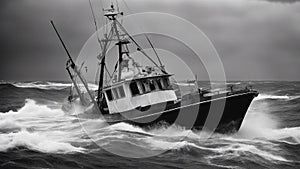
<box><xmin>0</xmin><ymin>99</ymin><xmax>85</xmax><ymax>154</ymax></box>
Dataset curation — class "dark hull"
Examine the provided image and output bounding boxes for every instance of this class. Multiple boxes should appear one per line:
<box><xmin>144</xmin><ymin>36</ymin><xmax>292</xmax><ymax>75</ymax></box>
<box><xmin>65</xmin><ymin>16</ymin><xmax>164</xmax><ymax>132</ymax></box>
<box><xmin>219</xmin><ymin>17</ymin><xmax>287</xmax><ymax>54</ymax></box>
<box><xmin>104</xmin><ymin>90</ymin><xmax>258</xmax><ymax>133</ymax></box>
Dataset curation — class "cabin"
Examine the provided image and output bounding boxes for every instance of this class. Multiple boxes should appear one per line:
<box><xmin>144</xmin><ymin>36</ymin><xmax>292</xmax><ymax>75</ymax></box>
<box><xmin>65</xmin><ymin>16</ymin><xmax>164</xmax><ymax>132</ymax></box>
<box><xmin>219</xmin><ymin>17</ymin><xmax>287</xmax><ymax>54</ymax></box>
<box><xmin>102</xmin><ymin>74</ymin><xmax>178</xmax><ymax>114</ymax></box>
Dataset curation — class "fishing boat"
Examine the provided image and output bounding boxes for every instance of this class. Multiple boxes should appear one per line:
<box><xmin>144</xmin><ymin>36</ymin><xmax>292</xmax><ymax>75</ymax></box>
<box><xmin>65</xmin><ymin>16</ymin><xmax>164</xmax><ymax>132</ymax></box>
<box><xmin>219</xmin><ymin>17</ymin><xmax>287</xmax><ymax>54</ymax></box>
<box><xmin>52</xmin><ymin>3</ymin><xmax>258</xmax><ymax>133</ymax></box>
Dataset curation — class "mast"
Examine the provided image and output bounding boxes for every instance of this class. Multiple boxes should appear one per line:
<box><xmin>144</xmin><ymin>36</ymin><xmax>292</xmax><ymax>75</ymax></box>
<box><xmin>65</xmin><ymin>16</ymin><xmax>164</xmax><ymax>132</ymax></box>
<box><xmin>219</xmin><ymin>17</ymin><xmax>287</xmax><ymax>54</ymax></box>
<box><xmin>97</xmin><ymin>56</ymin><xmax>105</xmax><ymax>105</ymax></box>
<box><xmin>96</xmin><ymin>3</ymin><xmax>168</xmax><ymax>105</ymax></box>
<box><xmin>97</xmin><ymin>3</ymin><xmax>123</xmax><ymax>105</ymax></box>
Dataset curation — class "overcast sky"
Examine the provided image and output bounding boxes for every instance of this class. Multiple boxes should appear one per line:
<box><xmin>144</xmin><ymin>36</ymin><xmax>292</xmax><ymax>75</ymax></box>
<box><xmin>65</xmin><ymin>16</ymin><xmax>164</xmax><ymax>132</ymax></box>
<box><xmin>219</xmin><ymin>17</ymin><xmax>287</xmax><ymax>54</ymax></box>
<box><xmin>0</xmin><ymin>0</ymin><xmax>300</xmax><ymax>81</ymax></box>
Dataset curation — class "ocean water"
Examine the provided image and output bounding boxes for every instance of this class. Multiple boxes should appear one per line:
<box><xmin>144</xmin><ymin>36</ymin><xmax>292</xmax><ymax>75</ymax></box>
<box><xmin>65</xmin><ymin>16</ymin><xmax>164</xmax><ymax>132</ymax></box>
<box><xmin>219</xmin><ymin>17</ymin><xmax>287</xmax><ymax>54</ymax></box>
<box><xmin>0</xmin><ymin>81</ymin><xmax>300</xmax><ymax>169</ymax></box>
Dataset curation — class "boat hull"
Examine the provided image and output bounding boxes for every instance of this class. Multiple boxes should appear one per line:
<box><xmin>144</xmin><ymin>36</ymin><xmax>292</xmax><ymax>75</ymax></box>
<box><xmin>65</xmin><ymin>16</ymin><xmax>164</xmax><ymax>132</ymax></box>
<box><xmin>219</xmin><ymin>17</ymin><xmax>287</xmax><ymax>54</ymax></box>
<box><xmin>104</xmin><ymin>90</ymin><xmax>258</xmax><ymax>133</ymax></box>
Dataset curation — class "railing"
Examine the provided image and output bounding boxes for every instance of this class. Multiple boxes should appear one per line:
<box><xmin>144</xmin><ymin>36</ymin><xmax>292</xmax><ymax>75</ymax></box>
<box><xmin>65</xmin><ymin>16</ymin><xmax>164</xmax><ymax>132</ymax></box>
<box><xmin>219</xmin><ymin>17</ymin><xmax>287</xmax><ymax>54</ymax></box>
<box><xmin>199</xmin><ymin>85</ymin><xmax>253</xmax><ymax>97</ymax></box>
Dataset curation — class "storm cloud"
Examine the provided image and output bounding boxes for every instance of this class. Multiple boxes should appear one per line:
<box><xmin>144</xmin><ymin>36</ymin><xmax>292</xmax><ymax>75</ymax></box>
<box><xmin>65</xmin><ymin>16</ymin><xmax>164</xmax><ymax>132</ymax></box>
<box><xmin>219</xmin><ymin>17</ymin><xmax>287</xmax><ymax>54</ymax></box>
<box><xmin>260</xmin><ymin>0</ymin><xmax>300</xmax><ymax>4</ymax></box>
<box><xmin>0</xmin><ymin>0</ymin><xmax>299</xmax><ymax>81</ymax></box>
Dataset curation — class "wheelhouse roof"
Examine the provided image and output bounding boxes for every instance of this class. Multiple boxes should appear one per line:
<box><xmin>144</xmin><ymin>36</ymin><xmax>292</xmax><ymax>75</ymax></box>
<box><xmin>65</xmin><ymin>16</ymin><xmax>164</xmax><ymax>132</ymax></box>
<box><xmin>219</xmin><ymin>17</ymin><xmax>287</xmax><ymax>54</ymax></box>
<box><xmin>103</xmin><ymin>74</ymin><xmax>173</xmax><ymax>90</ymax></box>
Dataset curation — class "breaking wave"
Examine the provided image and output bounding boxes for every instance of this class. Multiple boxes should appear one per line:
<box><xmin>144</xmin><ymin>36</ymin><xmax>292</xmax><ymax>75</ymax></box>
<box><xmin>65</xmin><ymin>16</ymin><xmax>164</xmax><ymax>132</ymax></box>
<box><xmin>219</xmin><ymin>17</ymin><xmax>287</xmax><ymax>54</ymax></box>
<box><xmin>95</xmin><ymin>121</ymin><xmax>293</xmax><ymax>162</ymax></box>
<box><xmin>0</xmin><ymin>130</ymin><xmax>84</xmax><ymax>153</ymax></box>
<box><xmin>11</xmin><ymin>81</ymin><xmax>71</xmax><ymax>90</ymax></box>
<box><xmin>0</xmin><ymin>81</ymin><xmax>98</xmax><ymax>91</ymax></box>
<box><xmin>0</xmin><ymin>99</ymin><xmax>85</xmax><ymax>154</ymax></box>
<box><xmin>0</xmin><ymin>87</ymin><xmax>299</xmax><ymax>165</ymax></box>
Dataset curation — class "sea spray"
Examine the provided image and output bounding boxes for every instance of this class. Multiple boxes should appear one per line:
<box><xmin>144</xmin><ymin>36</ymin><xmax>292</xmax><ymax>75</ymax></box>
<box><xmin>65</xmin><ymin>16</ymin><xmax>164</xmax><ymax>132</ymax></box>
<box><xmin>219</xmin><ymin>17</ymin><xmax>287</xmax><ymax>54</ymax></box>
<box><xmin>237</xmin><ymin>97</ymin><xmax>300</xmax><ymax>145</ymax></box>
<box><xmin>238</xmin><ymin>101</ymin><xmax>279</xmax><ymax>139</ymax></box>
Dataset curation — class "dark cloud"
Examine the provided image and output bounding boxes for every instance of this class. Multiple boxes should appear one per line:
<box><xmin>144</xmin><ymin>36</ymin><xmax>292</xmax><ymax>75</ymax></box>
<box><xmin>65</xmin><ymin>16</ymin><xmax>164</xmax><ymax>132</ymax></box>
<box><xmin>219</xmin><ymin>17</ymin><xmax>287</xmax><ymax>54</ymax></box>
<box><xmin>0</xmin><ymin>0</ymin><xmax>300</xmax><ymax>81</ymax></box>
<box><xmin>260</xmin><ymin>0</ymin><xmax>300</xmax><ymax>3</ymax></box>
<box><xmin>121</xmin><ymin>0</ymin><xmax>300</xmax><ymax>80</ymax></box>
<box><xmin>0</xmin><ymin>0</ymin><xmax>95</xmax><ymax>81</ymax></box>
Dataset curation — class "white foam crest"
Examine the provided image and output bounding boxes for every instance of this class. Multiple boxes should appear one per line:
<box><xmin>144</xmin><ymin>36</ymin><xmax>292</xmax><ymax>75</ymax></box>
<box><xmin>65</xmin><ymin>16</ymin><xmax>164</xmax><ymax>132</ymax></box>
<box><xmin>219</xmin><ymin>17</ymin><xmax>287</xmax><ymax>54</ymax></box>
<box><xmin>146</xmin><ymin>139</ymin><xmax>189</xmax><ymax>150</ymax></box>
<box><xmin>270</xmin><ymin>127</ymin><xmax>300</xmax><ymax>145</ymax></box>
<box><xmin>144</xmin><ymin>139</ymin><xmax>213</xmax><ymax>151</ymax></box>
<box><xmin>107</xmin><ymin>123</ymin><xmax>201</xmax><ymax>140</ymax></box>
<box><xmin>0</xmin><ymin>99</ymin><xmax>88</xmax><ymax>153</ymax></box>
<box><xmin>143</xmin><ymin>134</ymin><xmax>289</xmax><ymax>163</ymax></box>
<box><xmin>148</xmin><ymin>125</ymin><xmax>199</xmax><ymax>139</ymax></box>
<box><xmin>0</xmin><ymin>99</ymin><xmax>64</xmax><ymax>119</ymax></box>
<box><xmin>218</xmin><ymin>136</ymin><xmax>273</xmax><ymax>145</ymax></box>
<box><xmin>226</xmin><ymin>82</ymin><xmax>241</xmax><ymax>85</ymax></box>
<box><xmin>107</xmin><ymin>122</ymin><xmax>147</xmax><ymax>134</ymax></box>
<box><xmin>12</xmin><ymin>81</ymin><xmax>98</xmax><ymax>90</ymax></box>
<box><xmin>13</xmin><ymin>82</ymin><xmax>71</xmax><ymax>90</ymax></box>
<box><xmin>209</xmin><ymin>143</ymin><xmax>289</xmax><ymax>162</ymax></box>
<box><xmin>0</xmin><ymin>130</ymin><xmax>84</xmax><ymax>153</ymax></box>
<box><xmin>289</xmin><ymin>95</ymin><xmax>300</xmax><ymax>101</ymax></box>
<box><xmin>96</xmin><ymin>134</ymin><xmax>126</xmax><ymax>140</ymax></box>
<box><xmin>255</xmin><ymin>94</ymin><xmax>290</xmax><ymax>101</ymax></box>
<box><xmin>0</xmin><ymin>118</ymin><xmax>22</xmax><ymax>132</ymax></box>
<box><xmin>237</xmin><ymin>126</ymin><xmax>300</xmax><ymax>145</ymax></box>
<box><xmin>0</xmin><ymin>99</ymin><xmax>69</xmax><ymax>133</ymax></box>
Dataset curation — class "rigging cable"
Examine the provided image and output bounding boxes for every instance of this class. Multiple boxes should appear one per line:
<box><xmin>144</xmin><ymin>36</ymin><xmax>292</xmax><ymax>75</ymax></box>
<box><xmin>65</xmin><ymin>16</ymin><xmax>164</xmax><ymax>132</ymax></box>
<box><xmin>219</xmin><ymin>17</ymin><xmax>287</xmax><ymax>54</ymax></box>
<box><xmin>118</xmin><ymin>0</ymin><xmax>167</xmax><ymax>74</ymax></box>
<box><xmin>115</xmin><ymin>20</ymin><xmax>167</xmax><ymax>74</ymax></box>
<box><xmin>144</xmin><ymin>34</ymin><xmax>164</xmax><ymax>70</ymax></box>
<box><xmin>88</xmin><ymin>0</ymin><xmax>102</xmax><ymax>50</ymax></box>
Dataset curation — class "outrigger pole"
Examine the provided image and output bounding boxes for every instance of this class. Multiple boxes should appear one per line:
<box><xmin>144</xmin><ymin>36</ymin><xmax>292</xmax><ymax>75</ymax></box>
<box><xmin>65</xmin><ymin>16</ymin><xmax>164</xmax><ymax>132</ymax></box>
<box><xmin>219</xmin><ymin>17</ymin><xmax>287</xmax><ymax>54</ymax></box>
<box><xmin>50</xmin><ymin>20</ymin><xmax>95</xmax><ymax>107</ymax></box>
<box><xmin>50</xmin><ymin>21</ymin><xmax>86</xmax><ymax>105</ymax></box>
<box><xmin>50</xmin><ymin>21</ymin><xmax>75</xmax><ymax>69</ymax></box>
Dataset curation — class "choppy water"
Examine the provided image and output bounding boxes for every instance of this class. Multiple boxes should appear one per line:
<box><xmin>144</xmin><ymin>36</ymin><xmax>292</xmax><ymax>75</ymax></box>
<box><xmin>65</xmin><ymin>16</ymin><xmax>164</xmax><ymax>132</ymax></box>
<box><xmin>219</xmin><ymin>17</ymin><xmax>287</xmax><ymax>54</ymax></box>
<box><xmin>0</xmin><ymin>81</ymin><xmax>300</xmax><ymax>168</ymax></box>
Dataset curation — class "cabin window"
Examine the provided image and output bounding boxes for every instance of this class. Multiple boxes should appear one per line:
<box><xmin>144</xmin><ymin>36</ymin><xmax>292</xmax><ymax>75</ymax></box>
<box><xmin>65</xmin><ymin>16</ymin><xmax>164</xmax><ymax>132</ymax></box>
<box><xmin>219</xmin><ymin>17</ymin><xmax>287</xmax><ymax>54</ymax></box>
<box><xmin>130</xmin><ymin>82</ymin><xmax>140</xmax><ymax>96</ymax></box>
<box><xmin>143</xmin><ymin>80</ymin><xmax>151</xmax><ymax>92</ymax></box>
<box><xmin>112</xmin><ymin>88</ymin><xmax>120</xmax><ymax>99</ymax></box>
<box><xmin>161</xmin><ymin>78</ymin><xmax>171</xmax><ymax>89</ymax></box>
<box><xmin>129</xmin><ymin>77</ymin><xmax>171</xmax><ymax>97</ymax></box>
<box><xmin>106</xmin><ymin>89</ymin><xmax>113</xmax><ymax>101</ymax></box>
<box><xmin>118</xmin><ymin>86</ymin><xmax>125</xmax><ymax>98</ymax></box>
<box><xmin>105</xmin><ymin>86</ymin><xmax>126</xmax><ymax>101</ymax></box>
<box><xmin>137</xmin><ymin>81</ymin><xmax>145</xmax><ymax>94</ymax></box>
<box><xmin>155</xmin><ymin>79</ymin><xmax>163</xmax><ymax>90</ymax></box>
<box><xmin>149</xmin><ymin>80</ymin><xmax>156</xmax><ymax>91</ymax></box>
